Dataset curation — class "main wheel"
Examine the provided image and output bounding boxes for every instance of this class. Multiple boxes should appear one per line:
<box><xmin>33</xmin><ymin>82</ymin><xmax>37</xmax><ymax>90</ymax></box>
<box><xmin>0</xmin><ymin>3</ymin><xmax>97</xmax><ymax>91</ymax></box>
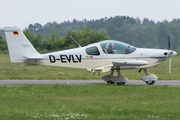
<box><xmin>146</xmin><ymin>81</ymin><xmax>155</xmax><ymax>85</ymax></box>
<box><xmin>107</xmin><ymin>81</ymin><xmax>114</xmax><ymax>85</ymax></box>
<box><xmin>117</xmin><ymin>82</ymin><xmax>125</xmax><ymax>85</ymax></box>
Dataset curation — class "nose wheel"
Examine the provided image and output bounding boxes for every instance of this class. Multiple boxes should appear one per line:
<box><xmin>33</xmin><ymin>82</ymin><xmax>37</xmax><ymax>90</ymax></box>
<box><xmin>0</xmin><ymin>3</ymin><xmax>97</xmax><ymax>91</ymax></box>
<box><xmin>146</xmin><ymin>81</ymin><xmax>155</xmax><ymax>85</ymax></box>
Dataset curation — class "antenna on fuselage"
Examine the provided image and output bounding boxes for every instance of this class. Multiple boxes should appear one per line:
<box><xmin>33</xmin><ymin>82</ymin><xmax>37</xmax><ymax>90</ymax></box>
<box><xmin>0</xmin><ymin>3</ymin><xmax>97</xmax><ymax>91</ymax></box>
<box><xmin>70</xmin><ymin>36</ymin><xmax>81</xmax><ymax>48</ymax></box>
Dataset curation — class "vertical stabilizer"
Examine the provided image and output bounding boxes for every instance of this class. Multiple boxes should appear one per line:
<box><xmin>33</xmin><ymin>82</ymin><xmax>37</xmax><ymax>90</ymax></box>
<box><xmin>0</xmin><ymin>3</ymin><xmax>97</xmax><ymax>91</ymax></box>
<box><xmin>4</xmin><ymin>27</ymin><xmax>42</xmax><ymax>62</ymax></box>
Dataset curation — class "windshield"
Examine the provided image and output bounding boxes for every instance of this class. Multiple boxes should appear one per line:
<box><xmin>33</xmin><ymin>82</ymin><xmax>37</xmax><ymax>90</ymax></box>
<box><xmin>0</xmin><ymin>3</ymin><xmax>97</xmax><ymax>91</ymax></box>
<box><xmin>99</xmin><ymin>40</ymin><xmax>136</xmax><ymax>54</ymax></box>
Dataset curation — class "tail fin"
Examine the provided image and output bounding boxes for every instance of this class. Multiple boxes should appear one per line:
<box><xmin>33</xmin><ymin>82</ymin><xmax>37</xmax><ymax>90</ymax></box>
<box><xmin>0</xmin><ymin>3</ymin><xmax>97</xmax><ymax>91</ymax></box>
<box><xmin>4</xmin><ymin>27</ymin><xmax>43</xmax><ymax>62</ymax></box>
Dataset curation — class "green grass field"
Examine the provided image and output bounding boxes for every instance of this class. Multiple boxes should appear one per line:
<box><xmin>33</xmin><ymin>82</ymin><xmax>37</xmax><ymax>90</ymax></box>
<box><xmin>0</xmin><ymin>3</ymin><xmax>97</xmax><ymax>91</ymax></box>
<box><xmin>0</xmin><ymin>85</ymin><xmax>180</xmax><ymax>120</ymax></box>
<box><xmin>0</xmin><ymin>54</ymin><xmax>180</xmax><ymax>119</ymax></box>
<box><xmin>0</xmin><ymin>54</ymin><xmax>179</xmax><ymax>80</ymax></box>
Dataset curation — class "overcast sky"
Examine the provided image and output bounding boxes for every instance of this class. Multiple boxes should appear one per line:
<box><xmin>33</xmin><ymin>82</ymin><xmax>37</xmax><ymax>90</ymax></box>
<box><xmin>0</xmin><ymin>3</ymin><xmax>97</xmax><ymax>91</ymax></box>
<box><xmin>0</xmin><ymin>0</ymin><xmax>180</xmax><ymax>29</ymax></box>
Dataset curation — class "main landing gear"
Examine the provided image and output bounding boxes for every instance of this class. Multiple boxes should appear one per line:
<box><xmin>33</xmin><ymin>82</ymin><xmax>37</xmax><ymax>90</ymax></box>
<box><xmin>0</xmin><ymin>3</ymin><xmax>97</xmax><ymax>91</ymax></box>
<box><xmin>101</xmin><ymin>68</ymin><xmax>158</xmax><ymax>85</ymax></box>
<box><xmin>102</xmin><ymin>68</ymin><xmax>128</xmax><ymax>86</ymax></box>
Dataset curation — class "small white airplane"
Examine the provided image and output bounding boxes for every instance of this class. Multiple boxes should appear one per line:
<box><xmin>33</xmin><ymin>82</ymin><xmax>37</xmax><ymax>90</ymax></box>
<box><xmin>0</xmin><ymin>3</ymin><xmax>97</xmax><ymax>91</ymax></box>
<box><xmin>4</xmin><ymin>27</ymin><xmax>177</xmax><ymax>85</ymax></box>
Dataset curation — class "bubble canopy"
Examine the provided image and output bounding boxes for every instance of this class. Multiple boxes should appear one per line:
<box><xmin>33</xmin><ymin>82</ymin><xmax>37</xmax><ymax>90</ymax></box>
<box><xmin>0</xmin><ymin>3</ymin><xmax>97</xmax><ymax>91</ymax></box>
<box><xmin>99</xmin><ymin>40</ymin><xmax>136</xmax><ymax>54</ymax></box>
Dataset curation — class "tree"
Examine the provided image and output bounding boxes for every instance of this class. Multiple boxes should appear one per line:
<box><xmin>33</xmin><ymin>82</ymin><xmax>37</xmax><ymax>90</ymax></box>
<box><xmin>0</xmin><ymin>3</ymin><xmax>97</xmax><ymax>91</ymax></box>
<box><xmin>142</xmin><ymin>18</ymin><xmax>155</xmax><ymax>26</ymax></box>
<box><xmin>0</xmin><ymin>34</ymin><xmax>7</xmax><ymax>51</ymax></box>
<box><xmin>141</xmin><ymin>26</ymin><xmax>158</xmax><ymax>48</ymax></box>
<box><xmin>23</xmin><ymin>28</ymin><xmax>42</xmax><ymax>51</ymax></box>
<box><xmin>168</xmin><ymin>24</ymin><xmax>180</xmax><ymax>50</ymax></box>
<box><xmin>63</xmin><ymin>27</ymin><xmax>110</xmax><ymax>49</ymax></box>
<box><xmin>157</xmin><ymin>22</ymin><xmax>169</xmax><ymax>49</ymax></box>
<box><xmin>117</xmin><ymin>23</ymin><xmax>135</xmax><ymax>45</ymax></box>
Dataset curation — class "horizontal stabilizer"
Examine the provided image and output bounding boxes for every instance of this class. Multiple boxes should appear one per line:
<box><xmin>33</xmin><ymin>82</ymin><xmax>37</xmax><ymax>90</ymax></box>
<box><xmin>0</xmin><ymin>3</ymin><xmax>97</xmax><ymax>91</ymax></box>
<box><xmin>113</xmin><ymin>60</ymin><xmax>149</xmax><ymax>66</ymax></box>
<box><xmin>23</xmin><ymin>55</ymin><xmax>45</xmax><ymax>60</ymax></box>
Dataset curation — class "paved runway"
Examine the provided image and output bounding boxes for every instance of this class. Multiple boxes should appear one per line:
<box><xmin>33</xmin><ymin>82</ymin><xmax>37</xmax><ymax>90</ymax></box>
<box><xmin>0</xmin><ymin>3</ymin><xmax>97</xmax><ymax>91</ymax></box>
<box><xmin>0</xmin><ymin>80</ymin><xmax>180</xmax><ymax>86</ymax></box>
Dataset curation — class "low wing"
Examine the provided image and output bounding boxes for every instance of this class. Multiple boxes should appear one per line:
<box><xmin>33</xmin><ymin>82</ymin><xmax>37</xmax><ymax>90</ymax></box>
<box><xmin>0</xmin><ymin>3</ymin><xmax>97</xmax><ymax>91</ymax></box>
<box><xmin>92</xmin><ymin>60</ymin><xmax>149</xmax><ymax>73</ymax></box>
<box><xmin>112</xmin><ymin>60</ymin><xmax>149</xmax><ymax>66</ymax></box>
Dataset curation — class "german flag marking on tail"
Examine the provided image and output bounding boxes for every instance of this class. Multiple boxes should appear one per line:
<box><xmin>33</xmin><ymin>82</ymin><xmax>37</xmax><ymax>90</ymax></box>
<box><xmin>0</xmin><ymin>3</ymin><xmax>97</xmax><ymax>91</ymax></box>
<box><xmin>13</xmin><ymin>32</ymin><xmax>19</xmax><ymax>36</ymax></box>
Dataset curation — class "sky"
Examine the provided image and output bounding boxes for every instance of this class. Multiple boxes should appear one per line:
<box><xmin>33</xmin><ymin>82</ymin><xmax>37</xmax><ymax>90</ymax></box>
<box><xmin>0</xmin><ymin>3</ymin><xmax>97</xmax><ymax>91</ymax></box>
<box><xmin>0</xmin><ymin>0</ymin><xmax>180</xmax><ymax>29</ymax></box>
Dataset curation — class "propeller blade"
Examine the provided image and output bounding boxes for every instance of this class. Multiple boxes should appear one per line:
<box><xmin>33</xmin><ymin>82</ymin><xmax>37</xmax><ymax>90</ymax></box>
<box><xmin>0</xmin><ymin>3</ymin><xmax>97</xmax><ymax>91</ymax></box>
<box><xmin>169</xmin><ymin>57</ymin><xmax>171</xmax><ymax>74</ymax></box>
<box><xmin>168</xmin><ymin>36</ymin><xmax>171</xmax><ymax>50</ymax></box>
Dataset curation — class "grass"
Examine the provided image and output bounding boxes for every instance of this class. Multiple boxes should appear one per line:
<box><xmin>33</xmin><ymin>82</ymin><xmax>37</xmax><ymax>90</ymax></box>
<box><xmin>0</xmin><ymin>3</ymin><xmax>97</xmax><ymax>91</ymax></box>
<box><xmin>0</xmin><ymin>54</ymin><xmax>180</xmax><ymax>119</ymax></box>
<box><xmin>0</xmin><ymin>85</ymin><xmax>180</xmax><ymax>120</ymax></box>
<box><xmin>0</xmin><ymin>54</ymin><xmax>179</xmax><ymax>80</ymax></box>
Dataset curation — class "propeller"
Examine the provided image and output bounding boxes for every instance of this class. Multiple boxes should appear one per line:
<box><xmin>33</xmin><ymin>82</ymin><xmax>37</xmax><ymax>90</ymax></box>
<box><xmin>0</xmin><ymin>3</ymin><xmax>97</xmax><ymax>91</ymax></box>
<box><xmin>164</xmin><ymin>36</ymin><xmax>177</xmax><ymax>74</ymax></box>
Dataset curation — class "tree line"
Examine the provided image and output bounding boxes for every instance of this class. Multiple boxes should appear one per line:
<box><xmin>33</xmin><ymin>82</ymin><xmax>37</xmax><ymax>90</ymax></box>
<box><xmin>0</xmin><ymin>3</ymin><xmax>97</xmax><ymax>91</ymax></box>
<box><xmin>1</xmin><ymin>16</ymin><xmax>180</xmax><ymax>53</ymax></box>
<box><xmin>28</xmin><ymin>16</ymin><xmax>180</xmax><ymax>53</ymax></box>
<box><xmin>0</xmin><ymin>27</ymin><xmax>110</xmax><ymax>53</ymax></box>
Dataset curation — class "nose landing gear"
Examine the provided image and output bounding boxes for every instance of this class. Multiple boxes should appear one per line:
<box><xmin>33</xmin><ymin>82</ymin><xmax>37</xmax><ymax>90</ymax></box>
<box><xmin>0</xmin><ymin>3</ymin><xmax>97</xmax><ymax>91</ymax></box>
<box><xmin>141</xmin><ymin>68</ymin><xmax>157</xmax><ymax>85</ymax></box>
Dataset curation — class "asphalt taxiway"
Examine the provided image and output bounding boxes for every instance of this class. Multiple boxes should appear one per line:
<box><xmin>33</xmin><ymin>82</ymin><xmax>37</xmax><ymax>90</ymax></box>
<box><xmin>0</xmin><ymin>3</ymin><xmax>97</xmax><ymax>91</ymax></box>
<box><xmin>0</xmin><ymin>80</ymin><xmax>180</xmax><ymax>86</ymax></box>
